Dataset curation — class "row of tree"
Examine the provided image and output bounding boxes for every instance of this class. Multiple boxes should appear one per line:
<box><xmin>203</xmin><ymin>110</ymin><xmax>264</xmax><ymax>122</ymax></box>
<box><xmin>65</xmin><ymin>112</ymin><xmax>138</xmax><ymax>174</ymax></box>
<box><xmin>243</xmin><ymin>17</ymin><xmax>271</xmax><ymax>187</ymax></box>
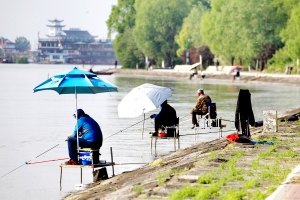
<box><xmin>107</xmin><ymin>0</ymin><xmax>300</xmax><ymax>72</ymax></box>
<box><xmin>15</xmin><ymin>37</ymin><xmax>31</xmax><ymax>52</ymax></box>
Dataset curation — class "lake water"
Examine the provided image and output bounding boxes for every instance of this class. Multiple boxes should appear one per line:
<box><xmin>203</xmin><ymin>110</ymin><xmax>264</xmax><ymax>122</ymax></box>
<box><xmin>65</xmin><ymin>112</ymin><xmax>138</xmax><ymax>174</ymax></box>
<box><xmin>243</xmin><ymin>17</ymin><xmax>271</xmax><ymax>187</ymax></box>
<box><xmin>0</xmin><ymin>64</ymin><xmax>299</xmax><ymax>200</ymax></box>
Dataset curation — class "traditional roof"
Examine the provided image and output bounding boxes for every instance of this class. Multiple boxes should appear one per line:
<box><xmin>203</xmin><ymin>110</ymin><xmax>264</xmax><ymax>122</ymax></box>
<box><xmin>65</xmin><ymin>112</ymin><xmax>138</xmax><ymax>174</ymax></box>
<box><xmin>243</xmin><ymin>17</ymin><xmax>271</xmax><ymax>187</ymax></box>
<box><xmin>48</xmin><ymin>19</ymin><xmax>64</xmax><ymax>23</ymax></box>
<box><xmin>0</xmin><ymin>37</ymin><xmax>15</xmax><ymax>44</ymax></box>
<box><xmin>63</xmin><ymin>30</ymin><xmax>97</xmax><ymax>38</ymax></box>
<box><xmin>47</xmin><ymin>25</ymin><xmax>66</xmax><ymax>27</ymax></box>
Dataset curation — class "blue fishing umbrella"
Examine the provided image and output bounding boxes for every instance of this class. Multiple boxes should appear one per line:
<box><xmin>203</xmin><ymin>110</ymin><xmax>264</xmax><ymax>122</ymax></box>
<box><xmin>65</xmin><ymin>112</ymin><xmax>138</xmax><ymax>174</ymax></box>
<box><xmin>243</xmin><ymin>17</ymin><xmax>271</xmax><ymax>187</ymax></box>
<box><xmin>33</xmin><ymin>67</ymin><xmax>118</xmax><ymax>152</ymax></box>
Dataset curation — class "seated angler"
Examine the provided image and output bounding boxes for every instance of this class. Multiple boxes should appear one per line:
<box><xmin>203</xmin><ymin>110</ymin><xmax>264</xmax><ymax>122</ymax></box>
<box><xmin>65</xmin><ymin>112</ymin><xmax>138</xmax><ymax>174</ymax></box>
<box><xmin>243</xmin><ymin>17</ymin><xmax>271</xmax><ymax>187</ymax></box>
<box><xmin>150</xmin><ymin>100</ymin><xmax>177</xmax><ymax>136</ymax></box>
<box><xmin>65</xmin><ymin>109</ymin><xmax>103</xmax><ymax>165</ymax></box>
<box><xmin>190</xmin><ymin>89</ymin><xmax>212</xmax><ymax>129</ymax></box>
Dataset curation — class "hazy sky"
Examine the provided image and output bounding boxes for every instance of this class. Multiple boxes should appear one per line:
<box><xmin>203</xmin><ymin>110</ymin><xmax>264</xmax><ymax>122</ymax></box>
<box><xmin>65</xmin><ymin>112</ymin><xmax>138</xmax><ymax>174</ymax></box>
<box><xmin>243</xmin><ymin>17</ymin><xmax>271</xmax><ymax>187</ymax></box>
<box><xmin>0</xmin><ymin>0</ymin><xmax>118</xmax><ymax>50</ymax></box>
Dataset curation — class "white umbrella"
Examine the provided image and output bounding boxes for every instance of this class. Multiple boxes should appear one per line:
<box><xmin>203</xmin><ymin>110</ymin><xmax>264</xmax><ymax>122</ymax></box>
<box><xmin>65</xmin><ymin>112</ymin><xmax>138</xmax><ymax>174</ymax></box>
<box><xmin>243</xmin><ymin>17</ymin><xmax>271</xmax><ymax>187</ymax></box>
<box><xmin>118</xmin><ymin>83</ymin><xmax>172</xmax><ymax>138</ymax></box>
<box><xmin>118</xmin><ymin>83</ymin><xmax>172</xmax><ymax>118</ymax></box>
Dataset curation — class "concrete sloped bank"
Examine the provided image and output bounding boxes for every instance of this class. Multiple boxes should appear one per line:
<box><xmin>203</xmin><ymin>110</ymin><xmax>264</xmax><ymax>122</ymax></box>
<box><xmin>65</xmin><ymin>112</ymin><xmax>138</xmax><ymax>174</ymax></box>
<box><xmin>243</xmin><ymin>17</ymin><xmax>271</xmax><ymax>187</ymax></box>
<box><xmin>64</xmin><ymin>107</ymin><xmax>300</xmax><ymax>200</ymax></box>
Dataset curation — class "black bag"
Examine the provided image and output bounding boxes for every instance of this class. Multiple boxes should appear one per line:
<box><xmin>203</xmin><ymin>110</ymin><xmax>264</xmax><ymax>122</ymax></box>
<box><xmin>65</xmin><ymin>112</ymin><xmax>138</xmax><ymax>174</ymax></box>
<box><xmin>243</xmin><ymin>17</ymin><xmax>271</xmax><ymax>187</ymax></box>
<box><xmin>238</xmin><ymin>134</ymin><xmax>251</xmax><ymax>143</ymax></box>
<box><xmin>209</xmin><ymin>103</ymin><xmax>217</xmax><ymax>119</ymax></box>
<box><xmin>93</xmin><ymin>167</ymin><xmax>108</xmax><ymax>182</ymax></box>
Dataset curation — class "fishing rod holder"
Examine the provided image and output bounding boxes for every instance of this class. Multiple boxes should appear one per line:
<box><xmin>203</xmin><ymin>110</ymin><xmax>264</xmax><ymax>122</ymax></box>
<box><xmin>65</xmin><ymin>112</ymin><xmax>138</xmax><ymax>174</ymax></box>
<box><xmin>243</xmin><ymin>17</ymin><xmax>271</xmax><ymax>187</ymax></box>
<box><xmin>59</xmin><ymin>147</ymin><xmax>115</xmax><ymax>190</ymax></box>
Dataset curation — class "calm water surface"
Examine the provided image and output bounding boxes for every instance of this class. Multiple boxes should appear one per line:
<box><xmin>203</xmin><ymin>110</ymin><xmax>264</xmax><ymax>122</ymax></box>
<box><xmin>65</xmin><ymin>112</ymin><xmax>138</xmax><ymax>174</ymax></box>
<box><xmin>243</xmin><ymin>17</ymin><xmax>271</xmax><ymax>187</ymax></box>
<box><xmin>0</xmin><ymin>64</ymin><xmax>299</xmax><ymax>200</ymax></box>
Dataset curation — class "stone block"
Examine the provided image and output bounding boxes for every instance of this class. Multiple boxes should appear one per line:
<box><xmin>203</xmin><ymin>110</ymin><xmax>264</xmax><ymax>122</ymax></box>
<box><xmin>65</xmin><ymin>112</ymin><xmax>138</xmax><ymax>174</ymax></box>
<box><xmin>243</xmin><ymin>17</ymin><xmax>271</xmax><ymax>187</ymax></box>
<box><xmin>263</xmin><ymin>110</ymin><xmax>277</xmax><ymax>133</ymax></box>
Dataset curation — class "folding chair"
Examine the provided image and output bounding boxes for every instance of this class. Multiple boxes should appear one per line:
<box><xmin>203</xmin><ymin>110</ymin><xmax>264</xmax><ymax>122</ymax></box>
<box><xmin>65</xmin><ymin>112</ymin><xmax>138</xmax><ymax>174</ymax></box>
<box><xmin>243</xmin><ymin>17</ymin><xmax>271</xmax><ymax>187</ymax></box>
<box><xmin>208</xmin><ymin>102</ymin><xmax>218</xmax><ymax>128</ymax></box>
<box><xmin>196</xmin><ymin>103</ymin><xmax>218</xmax><ymax>129</ymax></box>
<box><xmin>151</xmin><ymin>117</ymin><xmax>180</xmax><ymax>154</ymax></box>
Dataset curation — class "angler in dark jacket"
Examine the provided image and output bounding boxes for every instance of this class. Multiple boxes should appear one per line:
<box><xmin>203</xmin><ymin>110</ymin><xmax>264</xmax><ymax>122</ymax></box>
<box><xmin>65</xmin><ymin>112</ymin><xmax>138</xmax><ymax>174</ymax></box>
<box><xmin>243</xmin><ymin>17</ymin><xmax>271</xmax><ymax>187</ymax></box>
<box><xmin>150</xmin><ymin>100</ymin><xmax>177</xmax><ymax>134</ymax></box>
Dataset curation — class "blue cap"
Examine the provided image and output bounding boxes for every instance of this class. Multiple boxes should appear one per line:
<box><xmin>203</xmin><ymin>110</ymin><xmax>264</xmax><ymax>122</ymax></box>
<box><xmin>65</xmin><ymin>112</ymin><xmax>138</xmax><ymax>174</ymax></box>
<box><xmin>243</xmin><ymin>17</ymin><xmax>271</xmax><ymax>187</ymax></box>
<box><xmin>73</xmin><ymin>109</ymin><xmax>85</xmax><ymax>119</ymax></box>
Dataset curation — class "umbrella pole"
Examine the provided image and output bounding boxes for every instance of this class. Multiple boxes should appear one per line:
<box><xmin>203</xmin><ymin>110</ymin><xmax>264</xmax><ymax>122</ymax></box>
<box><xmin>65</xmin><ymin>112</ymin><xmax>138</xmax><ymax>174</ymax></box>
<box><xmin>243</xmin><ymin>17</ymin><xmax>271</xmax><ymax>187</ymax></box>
<box><xmin>142</xmin><ymin>113</ymin><xmax>146</xmax><ymax>139</ymax></box>
<box><xmin>75</xmin><ymin>88</ymin><xmax>79</xmax><ymax>154</ymax></box>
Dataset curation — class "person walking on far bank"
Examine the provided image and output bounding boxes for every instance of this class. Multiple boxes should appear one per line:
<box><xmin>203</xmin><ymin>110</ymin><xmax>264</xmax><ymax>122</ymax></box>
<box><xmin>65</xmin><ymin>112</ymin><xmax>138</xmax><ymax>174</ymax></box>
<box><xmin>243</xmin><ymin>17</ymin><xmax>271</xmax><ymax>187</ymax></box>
<box><xmin>115</xmin><ymin>60</ymin><xmax>118</xmax><ymax>68</ymax></box>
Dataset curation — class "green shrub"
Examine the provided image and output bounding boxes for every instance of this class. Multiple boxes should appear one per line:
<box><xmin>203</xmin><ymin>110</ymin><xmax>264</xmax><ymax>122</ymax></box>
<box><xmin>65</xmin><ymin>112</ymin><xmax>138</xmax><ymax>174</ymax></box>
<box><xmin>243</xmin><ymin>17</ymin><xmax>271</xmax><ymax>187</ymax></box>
<box><xmin>15</xmin><ymin>57</ymin><xmax>29</xmax><ymax>64</ymax></box>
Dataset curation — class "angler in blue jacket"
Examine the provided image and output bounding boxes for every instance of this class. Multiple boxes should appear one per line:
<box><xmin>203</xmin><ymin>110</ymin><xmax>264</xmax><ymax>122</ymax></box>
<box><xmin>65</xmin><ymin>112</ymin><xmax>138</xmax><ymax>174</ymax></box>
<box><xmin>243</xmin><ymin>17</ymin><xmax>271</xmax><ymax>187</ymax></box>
<box><xmin>65</xmin><ymin>109</ymin><xmax>103</xmax><ymax>165</ymax></box>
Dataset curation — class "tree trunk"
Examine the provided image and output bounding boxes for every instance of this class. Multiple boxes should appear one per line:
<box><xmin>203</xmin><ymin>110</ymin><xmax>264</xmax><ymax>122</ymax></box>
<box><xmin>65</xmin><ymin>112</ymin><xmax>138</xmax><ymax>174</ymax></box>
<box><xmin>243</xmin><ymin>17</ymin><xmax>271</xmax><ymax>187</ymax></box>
<box><xmin>166</xmin><ymin>51</ymin><xmax>171</xmax><ymax>67</ymax></box>
<box><xmin>231</xmin><ymin>57</ymin><xmax>235</xmax><ymax>66</ymax></box>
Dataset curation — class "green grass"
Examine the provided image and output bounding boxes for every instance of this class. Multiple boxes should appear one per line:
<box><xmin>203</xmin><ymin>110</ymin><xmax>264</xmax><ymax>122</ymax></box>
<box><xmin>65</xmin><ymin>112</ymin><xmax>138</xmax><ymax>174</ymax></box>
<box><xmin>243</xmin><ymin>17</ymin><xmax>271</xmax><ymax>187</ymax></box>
<box><xmin>198</xmin><ymin>173</ymin><xmax>213</xmax><ymax>184</ymax></box>
<box><xmin>132</xmin><ymin>184</ymin><xmax>143</xmax><ymax>195</ymax></box>
<box><xmin>251</xmin><ymin>190</ymin><xmax>268</xmax><ymax>200</ymax></box>
<box><xmin>174</xmin><ymin>167</ymin><xmax>189</xmax><ymax>177</ymax></box>
<box><xmin>244</xmin><ymin>179</ymin><xmax>260</xmax><ymax>189</ymax></box>
<box><xmin>168</xmin><ymin>184</ymin><xmax>199</xmax><ymax>200</ymax></box>
<box><xmin>220</xmin><ymin>188</ymin><xmax>247</xmax><ymax>200</ymax></box>
<box><xmin>293</xmin><ymin>132</ymin><xmax>300</xmax><ymax>136</ymax></box>
<box><xmin>156</xmin><ymin>170</ymin><xmax>171</xmax><ymax>186</ymax></box>
<box><xmin>149</xmin><ymin>158</ymin><xmax>163</xmax><ymax>166</ymax></box>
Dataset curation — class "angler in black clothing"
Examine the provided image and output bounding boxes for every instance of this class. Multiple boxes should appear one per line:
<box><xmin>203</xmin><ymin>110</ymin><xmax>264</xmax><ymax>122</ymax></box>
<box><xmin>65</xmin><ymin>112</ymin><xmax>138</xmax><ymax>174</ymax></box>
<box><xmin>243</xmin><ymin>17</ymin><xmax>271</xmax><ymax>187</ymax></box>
<box><xmin>150</xmin><ymin>100</ymin><xmax>177</xmax><ymax>134</ymax></box>
<box><xmin>235</xmin><ymin>89</ymin><xmax>255</xmax><ymax>138</ymax></box>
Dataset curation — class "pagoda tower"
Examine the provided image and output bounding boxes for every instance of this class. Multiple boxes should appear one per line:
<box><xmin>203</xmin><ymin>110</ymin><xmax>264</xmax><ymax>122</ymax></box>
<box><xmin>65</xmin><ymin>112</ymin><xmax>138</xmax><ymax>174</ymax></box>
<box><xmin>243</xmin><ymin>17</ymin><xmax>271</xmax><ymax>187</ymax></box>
<box><xmin>46</xmin><ymin>19</ymin><xmax>65</xmax><ymax>37</ymax></box>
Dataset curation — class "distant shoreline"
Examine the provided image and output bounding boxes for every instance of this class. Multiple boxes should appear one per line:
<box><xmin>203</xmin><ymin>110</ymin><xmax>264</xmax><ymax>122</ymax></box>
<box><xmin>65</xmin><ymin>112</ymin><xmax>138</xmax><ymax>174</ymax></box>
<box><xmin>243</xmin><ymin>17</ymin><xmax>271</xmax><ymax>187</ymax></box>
<box><xmin>107</xmin><ymin>68</ymin><xmax>300</xmax><ymax>86</ymax></box>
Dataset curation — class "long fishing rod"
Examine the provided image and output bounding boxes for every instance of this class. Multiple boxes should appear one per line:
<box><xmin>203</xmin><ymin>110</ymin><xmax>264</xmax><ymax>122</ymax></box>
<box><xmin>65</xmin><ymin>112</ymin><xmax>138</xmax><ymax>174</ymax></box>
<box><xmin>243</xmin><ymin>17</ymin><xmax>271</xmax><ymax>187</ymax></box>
<box><xmin>104</xmin><ymin>116</ymin><xmax>150</xmax><ymax>140</ymax></box>
<box><xmin>1</xmin><ymin>142</ymin><xmax>64</xmax><ymax>178</ymax></box>
<box><xmin>114</xmin><ymin>162</ymin><xmax>148</xmax><ymax>165</ymax></box>
<box><xmin>27</xmin><ymin>158</ymin><xmax>69</xmax><ymax>165</ymax></box>
<box><xmin>180</xmin><ymin>129</ymin><xmax>236</xmax><ymax>137</ymax></box>
<box><xmin>179</xmin><ymin>113</ymin><xmax>190</xmax><ymax>120</ymax></box>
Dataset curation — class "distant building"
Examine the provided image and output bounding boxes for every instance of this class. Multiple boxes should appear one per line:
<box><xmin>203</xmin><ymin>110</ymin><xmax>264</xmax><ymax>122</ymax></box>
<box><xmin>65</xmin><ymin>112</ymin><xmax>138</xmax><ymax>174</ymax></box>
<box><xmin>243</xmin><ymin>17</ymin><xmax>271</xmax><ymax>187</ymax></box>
<box><xmin>0</xmin><ymin>37</ymin><xmax>16</xmax><ymax>52</ymax></box>
<box><xmin>38</xmin><ymin>19</ymin><xmax>117</xmax><ymax>64</ymax></box>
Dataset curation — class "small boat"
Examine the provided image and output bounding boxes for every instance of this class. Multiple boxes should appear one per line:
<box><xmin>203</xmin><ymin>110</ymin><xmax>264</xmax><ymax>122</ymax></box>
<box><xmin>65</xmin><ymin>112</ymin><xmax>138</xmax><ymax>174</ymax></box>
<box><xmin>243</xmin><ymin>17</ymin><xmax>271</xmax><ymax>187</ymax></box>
<box><xmin>82</xmin><ymin>65</ymin><xmax>114</xmax><ymax>75</ymax></box>
<box><xmin>91</xmin><ymin>70</ymin><xmax>114</xmax><ymax>75</ymax></box>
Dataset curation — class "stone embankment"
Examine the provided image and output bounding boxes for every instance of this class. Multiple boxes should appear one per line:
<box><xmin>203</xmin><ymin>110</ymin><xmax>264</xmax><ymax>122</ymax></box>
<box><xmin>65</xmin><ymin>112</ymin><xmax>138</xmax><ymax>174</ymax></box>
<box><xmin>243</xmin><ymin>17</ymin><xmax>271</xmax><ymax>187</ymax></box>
<box><xmin>65</xmin><ymin>106</ymin><xmax>300</xmax><ymax>200</ymax></box>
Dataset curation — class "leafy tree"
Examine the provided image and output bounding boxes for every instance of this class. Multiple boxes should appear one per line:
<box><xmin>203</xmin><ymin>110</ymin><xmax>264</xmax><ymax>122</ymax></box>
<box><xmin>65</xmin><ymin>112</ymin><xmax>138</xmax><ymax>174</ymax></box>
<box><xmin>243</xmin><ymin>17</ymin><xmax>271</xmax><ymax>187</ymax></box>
<box><xmin>114</xmin><ymin>29</ymin><xmax>145</xmax><ymax>68</ymax></box>
<box><xmin>176</xmin><ymin>2</ymin><xmax>209</xmax><ymax>57</ymax></box>
<box><xmin>201</xmin><ymin>0</ymin><xmax>282</xmax><ymax>68</ymax></box>
<box><xmin>107</xmin><ymin>0</ymin><xmax>141</xmax><ymax>68</ymax></box>
<box><xmin>267</xmin><ymin>2</ymin><xmax>300</xmax><ymax>72</ymax></box>
<box><xmin>133</xmin><ymin>0</ymin><xmax>190</xmax><ymax>67</ymax></box>
<box><xmin>15</xmin><ymin>37</ymin><xmax>31</xmax><ymax>52</ymax></box>
<box><xmin>272</xmin><ymin>0</ymin><xmax>299</xmax><ymax>32</ymax></box>
<box><xmin>266</xmin><ymin>0</ymin><xmax>300</xmax><ymax>72</ymax></box>
<box><xmin>107</xmin><ymin>0</ymin><xmax>136</xmax><ymax>37</ymax></box>
<box><xmin>186</xmin><ymin>0</ymin><xmax>211</xmax><ymax>8</ymax></box>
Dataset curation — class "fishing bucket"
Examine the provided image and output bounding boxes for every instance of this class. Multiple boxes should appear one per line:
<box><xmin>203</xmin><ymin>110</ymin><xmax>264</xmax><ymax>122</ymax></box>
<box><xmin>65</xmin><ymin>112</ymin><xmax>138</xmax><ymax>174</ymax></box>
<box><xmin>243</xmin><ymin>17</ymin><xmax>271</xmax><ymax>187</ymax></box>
<box><xmin>78</xmin><ymin>149</ymin><xmax>100</xmax><ymax>165</ymax></box>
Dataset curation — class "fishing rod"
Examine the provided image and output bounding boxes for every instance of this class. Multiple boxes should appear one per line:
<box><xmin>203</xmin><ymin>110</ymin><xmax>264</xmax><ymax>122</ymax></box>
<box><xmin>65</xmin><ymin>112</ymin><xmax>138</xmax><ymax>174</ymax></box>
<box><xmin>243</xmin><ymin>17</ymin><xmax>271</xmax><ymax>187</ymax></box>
<box><xmin>179</xmin><ymin>113</ymin><xmax>190</xmax><ymax>120</ymax></box>
<box><xmin>104</xmin><ymin>116</ymin><xmax>150</xmax><ymax>140</ymax></box>
<box><xmin>180</xmin><ymin>129</ymin><xmax>236</xmax><ymax>137</ymax></box>
<box><xmin>26</xmin><ymin>158</ymin><xmax>69</xmax><ymax>165</ymax></box>
<box><xmin>1</xmin><ymin>142</ymin><xmax>65</xmax><ymax>178</ymax></box>
<box><xmin>114</xmin><ymin>162</ymin><xmax>148</xmax><ymax>165</ymax></box>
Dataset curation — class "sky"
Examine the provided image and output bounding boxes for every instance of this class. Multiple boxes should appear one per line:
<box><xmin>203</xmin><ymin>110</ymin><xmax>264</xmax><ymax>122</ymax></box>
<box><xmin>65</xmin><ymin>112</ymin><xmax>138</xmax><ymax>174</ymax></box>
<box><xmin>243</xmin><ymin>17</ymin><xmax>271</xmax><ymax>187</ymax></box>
<box><xmin>0</xmin><ymin>0</ymin><xmax>118</xmax><ymax>50</ymax></box>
